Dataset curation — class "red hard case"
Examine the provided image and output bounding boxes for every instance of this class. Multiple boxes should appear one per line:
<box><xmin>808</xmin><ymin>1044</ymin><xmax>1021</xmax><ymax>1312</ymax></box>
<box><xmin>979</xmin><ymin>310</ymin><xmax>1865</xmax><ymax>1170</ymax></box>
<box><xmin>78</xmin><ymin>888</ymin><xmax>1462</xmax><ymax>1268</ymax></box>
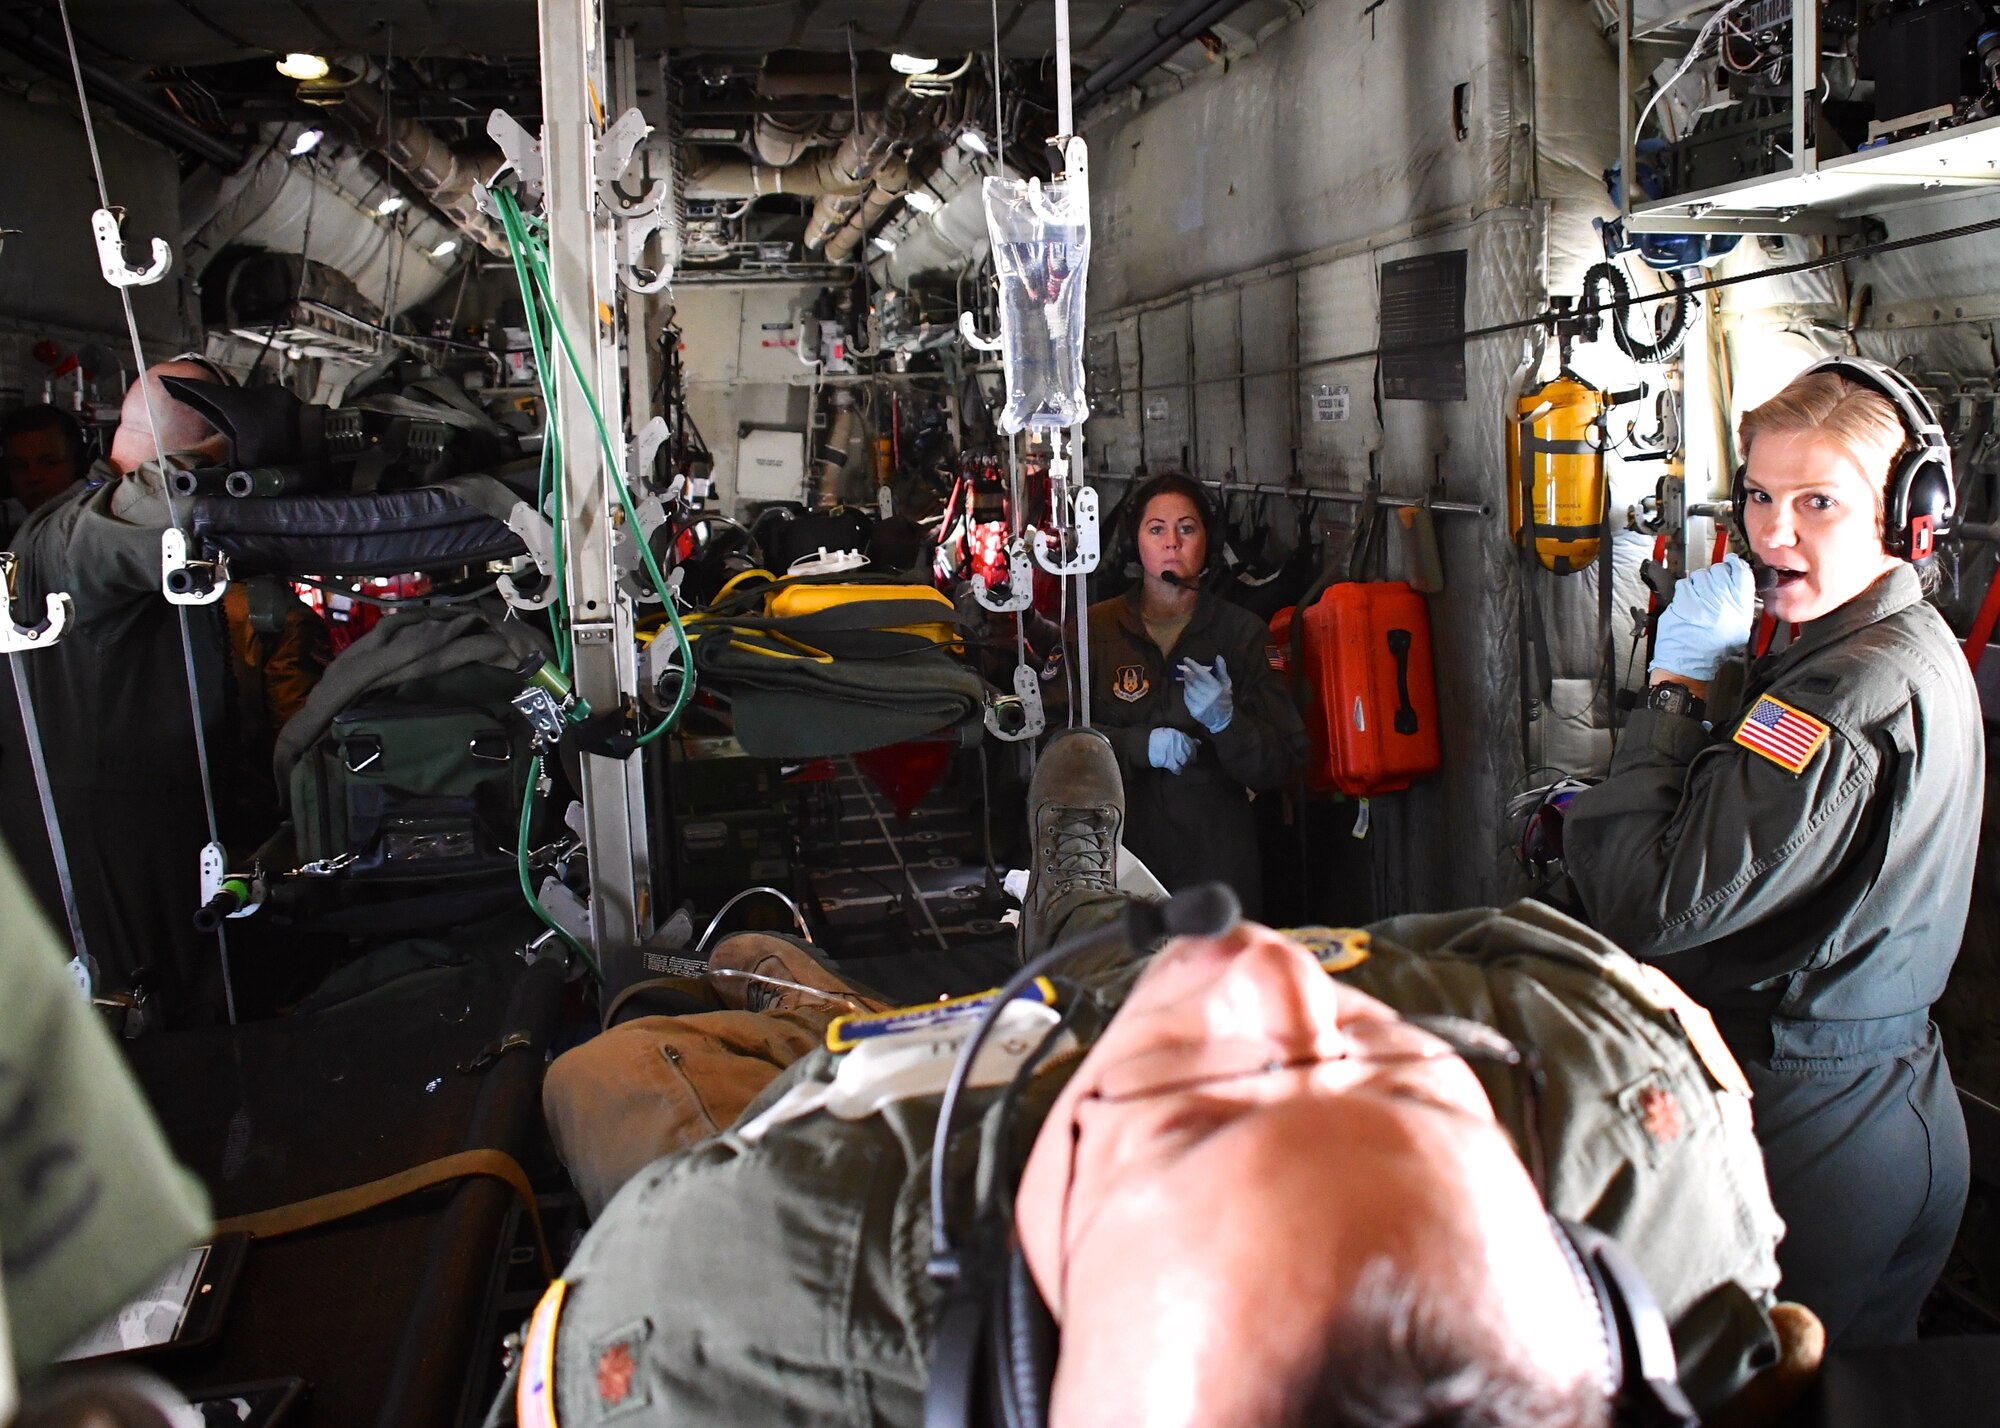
<box><xmin>1269</xmin><ymin>580</ymin><xmax>1441</xmax><ymax>796</ymax></box>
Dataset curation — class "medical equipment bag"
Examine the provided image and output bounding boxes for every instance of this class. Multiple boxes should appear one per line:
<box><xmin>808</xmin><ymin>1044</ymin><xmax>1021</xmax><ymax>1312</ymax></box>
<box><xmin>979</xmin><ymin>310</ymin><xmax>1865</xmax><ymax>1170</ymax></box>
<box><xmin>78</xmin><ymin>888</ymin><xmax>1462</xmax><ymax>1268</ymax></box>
<box><xmin>1270</xmin><ymin>580</ymin><xmax>1440</xmax><ymax>796</ymax></box>
<box><xmin>288</xmin><ymin>662</ymin><xmax>533</xmax><ymax>876</ymax></box>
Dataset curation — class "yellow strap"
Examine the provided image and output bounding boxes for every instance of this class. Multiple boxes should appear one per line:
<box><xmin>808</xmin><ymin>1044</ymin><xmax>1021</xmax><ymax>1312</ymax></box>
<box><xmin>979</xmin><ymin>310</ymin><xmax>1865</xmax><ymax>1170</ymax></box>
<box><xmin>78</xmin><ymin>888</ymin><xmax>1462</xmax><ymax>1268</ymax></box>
<box><xmin>215</xmin><ymin>1147</ymin><xmax>554</xmax><ymax>1278</ymax></box>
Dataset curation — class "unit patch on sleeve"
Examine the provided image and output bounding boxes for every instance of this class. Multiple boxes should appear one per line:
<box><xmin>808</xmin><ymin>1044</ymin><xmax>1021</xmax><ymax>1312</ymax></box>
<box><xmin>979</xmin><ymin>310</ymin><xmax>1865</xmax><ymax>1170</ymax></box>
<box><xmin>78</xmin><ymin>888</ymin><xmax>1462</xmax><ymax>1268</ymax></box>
<box><xmin>1733</xmin><ymin>694</ymin><xmax>1830</xmax><ymax>775</ymax></box>
<box><xmin>1282</xmin><ymin>926</ymin><xmax>1373</xmax><ymax>974</ymax></box>
<box><xmin>591</xmin><ymin>1319</ymin><xmax>653</xmax><ymax>1418</ymax></box>
<box><xmin>1110</xmin><ymin>664</ymin><xmax>1150</xmax><ymax>702</ymax></box>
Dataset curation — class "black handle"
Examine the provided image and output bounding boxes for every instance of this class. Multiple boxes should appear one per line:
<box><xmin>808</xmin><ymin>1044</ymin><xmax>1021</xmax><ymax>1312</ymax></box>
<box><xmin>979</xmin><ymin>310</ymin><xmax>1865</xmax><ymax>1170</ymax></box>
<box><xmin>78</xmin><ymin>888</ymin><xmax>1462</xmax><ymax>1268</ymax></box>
<box><xmin>1388</xmin><ymin>628</ymin><xmax>1418</xmax><ymax>736</ymax></box>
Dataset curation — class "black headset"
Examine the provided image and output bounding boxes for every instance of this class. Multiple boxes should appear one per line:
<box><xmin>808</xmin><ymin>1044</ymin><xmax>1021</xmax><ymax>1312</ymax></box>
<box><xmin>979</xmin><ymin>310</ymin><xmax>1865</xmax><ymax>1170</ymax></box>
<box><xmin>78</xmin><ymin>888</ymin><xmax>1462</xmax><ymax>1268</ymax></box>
<box><xmin>1729</xmin><ymin>355</ymin><xmax>1955</xmax><ymax>561</ymax></box>
<box><xmin>921</xmin><ymin>886</ymin><xmax>1698</xmax><ymax>1428</ymax></box>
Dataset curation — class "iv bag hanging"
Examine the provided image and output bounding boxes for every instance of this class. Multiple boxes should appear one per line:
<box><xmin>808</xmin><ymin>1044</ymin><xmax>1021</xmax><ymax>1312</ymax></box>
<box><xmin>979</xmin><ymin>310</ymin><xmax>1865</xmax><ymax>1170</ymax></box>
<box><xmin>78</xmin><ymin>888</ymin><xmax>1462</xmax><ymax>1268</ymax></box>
<box><xmin>980</xmin><ymin>155</ymin><xmax>1092</xmax><ymax>435</ymax></box>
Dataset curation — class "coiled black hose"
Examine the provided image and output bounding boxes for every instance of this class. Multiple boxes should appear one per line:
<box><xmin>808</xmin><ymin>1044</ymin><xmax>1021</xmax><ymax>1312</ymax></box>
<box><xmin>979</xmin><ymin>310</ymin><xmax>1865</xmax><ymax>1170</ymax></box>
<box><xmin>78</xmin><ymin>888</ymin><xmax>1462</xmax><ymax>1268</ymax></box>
<box><xmin>1583</xmin><ymin>261</ymin><xmax>1691</xmax><ymax>365</ymax></box>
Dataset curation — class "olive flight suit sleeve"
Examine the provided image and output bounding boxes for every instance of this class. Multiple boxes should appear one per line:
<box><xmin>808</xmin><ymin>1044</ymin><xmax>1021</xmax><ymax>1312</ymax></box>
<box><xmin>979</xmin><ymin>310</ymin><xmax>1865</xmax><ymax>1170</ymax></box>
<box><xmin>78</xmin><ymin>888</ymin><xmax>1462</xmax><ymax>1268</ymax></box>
<box><xmin>1562</xmin><ymin>702</ymin><xmax>1879</xmax><ymax>961</ymax></box>
<box><xmin>1205</xmin><ymin>623</ymin><xmax>1308</xmax><ymax>793</ymax></box>
<box><xmin>0</xmin><ymin>843</ymin><xmax>210</xmax><ymax>1379</ymax></box>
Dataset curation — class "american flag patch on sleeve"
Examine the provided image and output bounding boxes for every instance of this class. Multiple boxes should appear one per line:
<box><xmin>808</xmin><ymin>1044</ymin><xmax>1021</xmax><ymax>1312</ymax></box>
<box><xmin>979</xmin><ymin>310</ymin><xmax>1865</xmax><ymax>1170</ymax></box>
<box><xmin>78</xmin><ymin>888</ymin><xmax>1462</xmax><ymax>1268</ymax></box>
<box><xmin>1733</xmin><ymin>694</ymin><xmax>1830</xmax><ymax>775</ymax></box>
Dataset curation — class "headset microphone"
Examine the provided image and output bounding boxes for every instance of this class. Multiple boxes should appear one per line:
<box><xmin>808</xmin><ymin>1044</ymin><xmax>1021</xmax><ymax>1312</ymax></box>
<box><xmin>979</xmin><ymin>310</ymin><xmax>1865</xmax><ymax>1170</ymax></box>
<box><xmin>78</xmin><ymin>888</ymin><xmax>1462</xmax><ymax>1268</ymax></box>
<box><xmin>1158</xmin><ymin>569</ymin><xmax>1185</xmax><ymax>587</ymax></box>
<box><xmin>1752</xmin><ymin>562</ymin><xmax>1780</xmax><ymax>596</ymax></box>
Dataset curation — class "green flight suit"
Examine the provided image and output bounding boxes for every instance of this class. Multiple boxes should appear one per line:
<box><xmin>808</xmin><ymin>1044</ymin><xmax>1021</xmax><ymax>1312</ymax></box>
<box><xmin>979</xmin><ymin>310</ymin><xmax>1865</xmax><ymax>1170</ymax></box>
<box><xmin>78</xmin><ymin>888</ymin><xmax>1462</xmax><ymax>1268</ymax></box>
<box><xmin>1564</xmin><ymin>564</ymin><xmax>1983</xmax><ymax>1347</ymax></box>
<box><xmin>1086</xmin><ymin>589</ymin><xmax>1307</xmax><ymax>917</ymax></box>
<box><xmin>0</xmin><ymin>841</ymin><xmax>211</xmax><ymax>1384</ymax></box>
<box><xmin>2</xmin><ymin>457</ymin><xmax>228</xmax><ymax>1023</ymax></box>
<box><xmin>492</xmin><ymin>899</ymin><xmax>1781</xmax><ymax>1426</ymax></box>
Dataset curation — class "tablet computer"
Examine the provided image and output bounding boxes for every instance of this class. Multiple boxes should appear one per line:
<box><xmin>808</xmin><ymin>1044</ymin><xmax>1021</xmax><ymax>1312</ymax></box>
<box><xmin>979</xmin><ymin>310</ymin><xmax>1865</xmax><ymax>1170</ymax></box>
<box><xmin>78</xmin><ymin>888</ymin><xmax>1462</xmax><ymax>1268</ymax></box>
<box><xmin>55</xmin><ymin>1232</ymin><xmax>248</xmax><ymax>1362</ymax></box>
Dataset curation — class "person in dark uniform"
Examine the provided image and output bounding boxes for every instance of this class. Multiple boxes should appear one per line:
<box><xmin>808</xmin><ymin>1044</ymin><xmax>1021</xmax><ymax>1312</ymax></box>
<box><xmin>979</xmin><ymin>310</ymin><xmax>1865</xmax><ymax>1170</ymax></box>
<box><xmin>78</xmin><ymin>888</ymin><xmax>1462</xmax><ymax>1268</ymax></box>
<box><xmin>4</xmin><ymin>361</ymin><xmax>233</xmax><ymax>1025</ymax></box>
<box><xmin>1084</xmin><ymin>471</ymin><xmax>1306</xmax><ymax>918</ymax></box>
<box><xmin>1564</xmin><ymin>357</ymin><xmax>1982</xmax><ymax>1349</ymax></box>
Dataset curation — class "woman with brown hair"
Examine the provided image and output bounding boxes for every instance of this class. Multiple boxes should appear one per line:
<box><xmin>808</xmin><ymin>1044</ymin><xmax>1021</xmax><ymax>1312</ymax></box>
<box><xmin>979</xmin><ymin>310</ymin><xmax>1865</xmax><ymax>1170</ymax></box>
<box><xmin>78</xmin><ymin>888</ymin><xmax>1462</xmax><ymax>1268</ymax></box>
<box><xmin>1081</xmin><ymin>471</ymin><xmax>1306</xmax><ymax>918</ymax></box>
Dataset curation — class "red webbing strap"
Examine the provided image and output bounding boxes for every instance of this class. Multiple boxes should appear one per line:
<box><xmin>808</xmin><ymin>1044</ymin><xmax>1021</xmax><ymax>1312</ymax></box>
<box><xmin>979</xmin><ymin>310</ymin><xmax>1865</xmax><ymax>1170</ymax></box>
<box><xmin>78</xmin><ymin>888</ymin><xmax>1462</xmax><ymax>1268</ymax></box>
<box><xmin>1963</xmin><ymin>562</ymin><xmax>2000</xmax><ymax>670</ymax></box>
<box><xmin>1754</xmin><ymin>613</ymin><xmax>1779</xmax><ymax>659</ymax></box>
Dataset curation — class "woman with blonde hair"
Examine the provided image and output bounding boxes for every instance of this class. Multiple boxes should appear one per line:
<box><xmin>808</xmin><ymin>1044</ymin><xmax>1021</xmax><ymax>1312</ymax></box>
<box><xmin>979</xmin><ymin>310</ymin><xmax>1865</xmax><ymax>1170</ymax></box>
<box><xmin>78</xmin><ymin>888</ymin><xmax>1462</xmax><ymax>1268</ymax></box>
<box><xmin>1563</xmin><ymin>356</ymin><xmax>1980</xmax><ymax>1349</ymax></box>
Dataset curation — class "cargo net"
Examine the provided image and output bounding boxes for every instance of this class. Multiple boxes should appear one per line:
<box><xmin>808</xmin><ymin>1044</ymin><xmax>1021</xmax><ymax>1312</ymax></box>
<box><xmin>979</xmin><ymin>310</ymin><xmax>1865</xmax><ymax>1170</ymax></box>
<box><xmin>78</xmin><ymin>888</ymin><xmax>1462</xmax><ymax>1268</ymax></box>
<box><xmin>981</xmin><ymin>172</ymin><xmax>1091</xmax><ymax>434</ymax></box>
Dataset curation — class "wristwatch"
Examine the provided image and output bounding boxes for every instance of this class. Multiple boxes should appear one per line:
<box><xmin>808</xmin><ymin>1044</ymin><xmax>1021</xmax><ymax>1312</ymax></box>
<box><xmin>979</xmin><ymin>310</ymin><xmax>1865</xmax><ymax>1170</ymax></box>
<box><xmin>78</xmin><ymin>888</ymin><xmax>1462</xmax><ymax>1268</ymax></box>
<box><xmin>1645</xmin><ymin>680</ymin><xmax>1706</xmax><ymax>720</ymax></box>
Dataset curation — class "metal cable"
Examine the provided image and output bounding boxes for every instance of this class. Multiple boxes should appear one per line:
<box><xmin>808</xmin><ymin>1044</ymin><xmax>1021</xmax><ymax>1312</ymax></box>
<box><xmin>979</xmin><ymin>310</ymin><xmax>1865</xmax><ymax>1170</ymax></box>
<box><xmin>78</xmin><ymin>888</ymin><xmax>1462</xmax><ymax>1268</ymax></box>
<box><xmin>8</xmin><ymin>653</ymin><xmax>90</xmax><ymax>965</ymax></box>
<box><xmin>1121</xmin><ymin>210</ymin><xmax>2000</xmax><ymax>398</ymax></box>
<box><xmin>55</xmin><ymin>0</ymin><xmax>235</xmax><ymax>1020</ymax></box>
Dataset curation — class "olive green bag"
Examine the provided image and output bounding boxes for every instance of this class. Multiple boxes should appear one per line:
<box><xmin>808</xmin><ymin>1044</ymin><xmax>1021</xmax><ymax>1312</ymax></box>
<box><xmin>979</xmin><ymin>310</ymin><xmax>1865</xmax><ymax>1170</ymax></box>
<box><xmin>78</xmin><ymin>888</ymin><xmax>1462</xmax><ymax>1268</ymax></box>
<box><xmin>288</xmin><ymin>663</ymin><xmax>532</xmax><ymax>876</ymax></box>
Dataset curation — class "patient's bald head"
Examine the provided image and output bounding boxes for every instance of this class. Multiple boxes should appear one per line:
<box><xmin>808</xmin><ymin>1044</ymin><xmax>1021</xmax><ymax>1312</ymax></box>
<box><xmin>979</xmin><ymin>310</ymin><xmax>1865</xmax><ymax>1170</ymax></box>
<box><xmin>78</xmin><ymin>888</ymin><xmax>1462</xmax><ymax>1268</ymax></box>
<box><xmin>1013</xmin><ymin>925</ymin><xmax>1611</xmax><ymax>1428</ymax></box>
<box><xmin>108</xmin><ymin>360</ymin><xmax>228</xmax><ymax>474</ymax></box>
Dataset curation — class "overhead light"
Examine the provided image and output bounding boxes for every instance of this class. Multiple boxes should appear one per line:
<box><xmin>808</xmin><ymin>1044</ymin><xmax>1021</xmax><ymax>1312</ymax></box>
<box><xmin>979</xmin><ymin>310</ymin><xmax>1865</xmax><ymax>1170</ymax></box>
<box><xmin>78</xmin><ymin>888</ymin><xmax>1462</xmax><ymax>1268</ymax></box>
<box><xmin>276</xmin><ymin>53</ymin><xmax>330</xmax><ymax>81</ymax></box>
<box><xmin>889</xmin><ymin>54</ymin><xmax>939</xmax><ymax>75</ymax></box>
<box><xmin>289</xmin><ymin>127</ymin><xmax>323</xmax><ymax>157</ymax></box>
<box><xmin>430</xmin><ymin>237</ymin><xmax>459</xmax><ymax>258</ymax></box>
<box><xmin>903</xmin><ymin>189</ymin><xmax>942</xmax><ymax>214</ymax></box>
<box><xmin>956</xmin><ymin>127</ymin><xmax>991</xmax><ymax>158</ymax></box>
<box><xmin>871</xmin><ymin>235</ymin><xmax>898</xmax><ymax>254</ymax></box>
<box><xmin>376</xmin><ymin>194</ymin><xmax>407</xmax><ymax>216</ymax></box>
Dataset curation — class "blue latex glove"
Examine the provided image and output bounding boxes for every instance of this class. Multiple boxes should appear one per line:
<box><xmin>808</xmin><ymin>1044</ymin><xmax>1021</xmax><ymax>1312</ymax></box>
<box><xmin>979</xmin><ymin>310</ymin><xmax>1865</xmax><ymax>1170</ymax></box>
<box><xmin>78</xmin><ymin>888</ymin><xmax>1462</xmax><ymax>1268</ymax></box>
<box><xmin>1653</xmin><ymin>554</ymin><xmax>1755</xmax><ymax>681</ymax></box>
<box><xmin>1179</xmin><ymin>655</ymin><xmax>1235</xmax><ymax>733</ymax></box>
<box><xmin>1148</xmin><ymin>727</ymin><xmax>1197</xmax><ymax>773</ymax></box>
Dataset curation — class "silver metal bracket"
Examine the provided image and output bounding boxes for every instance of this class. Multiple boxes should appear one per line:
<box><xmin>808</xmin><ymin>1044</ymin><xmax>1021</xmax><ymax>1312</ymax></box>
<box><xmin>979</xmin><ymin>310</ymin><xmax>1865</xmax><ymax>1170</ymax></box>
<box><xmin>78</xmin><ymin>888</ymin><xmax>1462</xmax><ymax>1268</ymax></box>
<box><xmin>497</xmin><ymin>500</ymin><xmax>558</xmax><ymax>612</ymax></box>
<box><xmin>595</xmin><ymin>108</ymin><xmax>676</xmax><ymax>292</ymax></box>
<box><xmin>0</xmin><ymin>551</ymin><xmax>71</xmax><ymax>653</ymax></box>
<box><xmin>595</xmin><ymin>108</ymin><xmax>662</xmax><ymax>216</ymax></box>
<box><xmin>90</xmin><ymin>207</ymin><xmax>172</xmax><ymax>288</ymax></box>
<box><xmin>474</xmin><ymin>109</ymin><xmax>546</xmax><ymax>219</ymax></box>
<box><xmin>161</xmin><ymin>528</ymin><xmax>227</xmax><ymax>605</ymax></box>
<box><xmin>973</xmin><ymin>536</ymin><xmax>1035</xmax><ymax>613</ymax></box>
<box><xmin>1032</xmin><ymin>484</ymin><xmax>1100</xmax><ymax>575</ymax></box>
<box><xmin>198</xmin><ymin>842</ymin><xmax>260</xmax><ymax>921</ymax></box>
<box><xmin>985</xmin><ymin>664</ymin><xmax>1048</xmax><ymax>743</ymax></box>
<box><xmin>628</xmin><ymin>416</ymin><xmax>669</xmax><ymax>486</ymax></box>
<box><xmin>512</xmin><ymin>686</ymin><xmax>568</xmax><ymax>752</ymax></box>
<box><xmin>537</xmin><ymin>875</ymin><xmax>592</xmax><ymax>942</ymax></box>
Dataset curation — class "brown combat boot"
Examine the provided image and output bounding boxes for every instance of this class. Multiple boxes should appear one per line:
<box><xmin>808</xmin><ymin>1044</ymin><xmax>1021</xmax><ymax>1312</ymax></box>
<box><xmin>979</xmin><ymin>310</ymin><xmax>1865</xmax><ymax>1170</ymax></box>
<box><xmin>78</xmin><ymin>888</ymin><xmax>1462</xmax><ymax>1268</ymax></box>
<box><xmin>705</xmin><ymin>933</ymin><xmax>886</xmax><ymax>1015</ymax></box>
<box><xmin>1022</xmin><ymin>728</ymin><xmax>1125</xmax><ymax>960</ymax></box>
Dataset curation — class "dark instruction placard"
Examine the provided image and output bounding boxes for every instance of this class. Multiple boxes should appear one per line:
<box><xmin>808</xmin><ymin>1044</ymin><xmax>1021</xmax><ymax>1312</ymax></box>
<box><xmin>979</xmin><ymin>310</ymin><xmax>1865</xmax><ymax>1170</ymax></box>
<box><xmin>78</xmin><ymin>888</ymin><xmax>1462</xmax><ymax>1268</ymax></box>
<box><xmin>1379</xmin><ymin>250</ymin><xmax>1468</xmax><ymax>402</ymax></box>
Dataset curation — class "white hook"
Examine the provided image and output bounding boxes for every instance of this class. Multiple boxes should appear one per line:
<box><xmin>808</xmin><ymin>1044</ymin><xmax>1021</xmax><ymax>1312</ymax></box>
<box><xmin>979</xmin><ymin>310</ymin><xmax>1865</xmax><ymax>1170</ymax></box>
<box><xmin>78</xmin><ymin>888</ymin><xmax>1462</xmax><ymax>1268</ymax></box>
<box><xmin>958</xmin><ymin>310</ymin><xmax>1003</xmax><ymax>353</ymax></box>
<box><xmin>90</xmin><ymin>208</ymin><xmax>172</xmax><ymax>288</ymax></box>
<box><xmin>161</xmin><ymin>529</ymin><xmax>227</xmax><ymax>605</ymax></box>
<box><xmin>0</xmin><ymin>550</ymin><xmax>70</xmax><ymax>653</ymax></box>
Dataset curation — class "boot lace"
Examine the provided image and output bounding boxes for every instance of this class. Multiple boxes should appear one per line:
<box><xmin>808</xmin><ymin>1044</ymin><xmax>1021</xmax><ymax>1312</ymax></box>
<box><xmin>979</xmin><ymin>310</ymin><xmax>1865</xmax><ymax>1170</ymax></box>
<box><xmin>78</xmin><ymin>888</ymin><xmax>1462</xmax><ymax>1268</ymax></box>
<box><xmin>1041</xmin><ymin>804</ymin><xmax>1118</xmax><ymax>896</ymax></box>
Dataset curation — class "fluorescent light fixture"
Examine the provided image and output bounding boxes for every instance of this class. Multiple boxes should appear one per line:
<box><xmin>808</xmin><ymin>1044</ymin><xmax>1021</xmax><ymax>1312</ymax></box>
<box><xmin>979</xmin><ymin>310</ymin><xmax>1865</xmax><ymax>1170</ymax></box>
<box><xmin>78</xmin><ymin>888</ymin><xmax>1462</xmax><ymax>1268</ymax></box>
<box><xmin>955</xmin><ymin>127</ymin><xmax>991</xmax><ymax>158</ymax></box>
<box><xmin>276</xmin><ymin>53</ymin><xmax>331</xmax><ymax>81</ymax></box>
<box><xmin>889</xmin><ymin>54</ymin><xmax>939</xmax><ymax>75</ymax></box>
<box><xmin>430</xmin><ymin>237</ymin><xmax>459</xmax><ymax>258</ymax></box>
<box><xmin>289</xmin><ymin>127</ymin><xmax>323</xmax><ymax>157</ymax></box>
<box><xmin>376</xmin><ymin>194</ymin><xmax>407</xmax><ymax>216</ymax></box>
<box><xmin>871</xmin><ymin>235</ymin><xmax>898</xmax><ymax>253</ymax></box>
<box><xmin>903</xmin><ymin>189</ymin><xmax>942</xmax><ymax>214</ymax></box>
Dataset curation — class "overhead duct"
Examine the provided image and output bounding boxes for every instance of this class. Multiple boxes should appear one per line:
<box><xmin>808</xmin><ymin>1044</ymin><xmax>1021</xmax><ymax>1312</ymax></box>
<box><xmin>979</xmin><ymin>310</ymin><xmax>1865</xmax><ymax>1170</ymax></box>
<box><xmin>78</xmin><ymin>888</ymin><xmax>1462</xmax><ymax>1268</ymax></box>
<box><xmin>685</xmin><ymin>151</ymin><xmax>860</xmax><ymax>200</ymax></box>
<box><xmin>801</xmin><ymin>84</ymin><xmax>929</xmax><ymax>254</ymax></box>
<box><xmin>824</xmin><ymin>156</ymin><xmax>910</xmax><ymax>263</ymax></box>
<box><xmin>182</xmin><ymin>129</ymin><xmax>461</xmax><ymax>315</ymax></box>
<box><xmin>1075</xmin><ymin>0</ymin><xmax>1259</xmax><ymax>106</ymax></box>
<box><xmin>333</xmin><ymin>78</ymin><xmax>508</xmax><ymax>257</ymax></box>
